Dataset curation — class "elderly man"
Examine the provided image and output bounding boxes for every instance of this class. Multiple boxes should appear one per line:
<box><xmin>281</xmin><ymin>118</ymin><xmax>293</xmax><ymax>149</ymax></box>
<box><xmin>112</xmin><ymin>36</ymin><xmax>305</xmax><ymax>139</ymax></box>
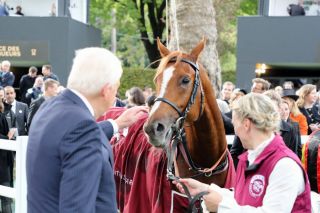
<box><xmin>26</xmin><ymin>47</ymin><xmax>148</xmax><ymax>212</ymax></box>
<box><xmin>0</xmin><ymin>61</ymin><xmax>15</xmax><ymax>87</ymax></box>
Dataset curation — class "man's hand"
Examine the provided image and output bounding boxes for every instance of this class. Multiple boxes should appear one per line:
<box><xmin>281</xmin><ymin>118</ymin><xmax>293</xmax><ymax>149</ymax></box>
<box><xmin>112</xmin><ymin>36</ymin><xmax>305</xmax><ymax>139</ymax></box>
<box><xmin>7</xmin><ymin>128</ymin><xmax>16</xmax><ymax>140</ymax></box>
<box><xmin>115</xmin><ymin>106</ymin><xmax>149</xmax><ymax>129</ymax></box>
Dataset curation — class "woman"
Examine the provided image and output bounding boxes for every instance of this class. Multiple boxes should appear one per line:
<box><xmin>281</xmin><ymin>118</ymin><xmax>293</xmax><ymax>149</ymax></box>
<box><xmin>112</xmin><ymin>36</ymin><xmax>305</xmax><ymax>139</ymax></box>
<box><xmin>126</xmin><ymin>87</ymin><xmax>145</xmax><ymax>108</ymax></box>
<box><xmin>282</xmin><ymin>89</ymin><xmax>308</xmax><ymax>135</ymax></box>
<box><xmin>174</xmin><ymin>93</ymin><xmax>311</xmax><ymax>212</ymax></box>
<box><xmin>297</xmin><ymin>84</ymin><xmax>320</xmax><ymax>134</ymax></box>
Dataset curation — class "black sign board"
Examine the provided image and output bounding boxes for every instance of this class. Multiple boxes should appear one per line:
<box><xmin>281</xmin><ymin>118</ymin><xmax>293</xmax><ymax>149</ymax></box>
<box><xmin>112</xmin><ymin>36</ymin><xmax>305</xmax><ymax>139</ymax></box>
<box><xmin>0</xmin><ymin>41</ymin><xmax>49</xmax><ymax>62</ymax></box>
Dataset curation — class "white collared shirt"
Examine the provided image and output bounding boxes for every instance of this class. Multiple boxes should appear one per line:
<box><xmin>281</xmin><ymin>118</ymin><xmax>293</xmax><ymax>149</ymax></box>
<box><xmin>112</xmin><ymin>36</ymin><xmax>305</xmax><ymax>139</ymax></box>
<box><xmin>8</xmin><ymin>100</ymin><xmax>16</xmax><ymax>113</ymax></box>
<box><xmin>247</xmin><ymin>134</ymin><xmax>274</xmax><ymax>166</ymax></box>
<box><xmin>69</xmin><ymin>89</ymin><xmax>118</xmax><ymax>134</ymax></box>
<box><xmin>70</xmin><ymin>89</ymin><xmax>94</xmax><ymax>116</ymax></box>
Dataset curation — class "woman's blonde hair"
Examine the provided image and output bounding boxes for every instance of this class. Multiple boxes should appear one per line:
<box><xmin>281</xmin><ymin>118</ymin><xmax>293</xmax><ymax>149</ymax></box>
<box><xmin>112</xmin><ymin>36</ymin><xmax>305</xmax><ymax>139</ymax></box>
<box><xmin>296</xmin><ymin>84</ymin><xmax>316</xmax><ymax>108</ymax></box>
<box><xmin>233</xmin><ymin>93</ymin><xmax>280</xmax><ymax>133</ymax></box>
<box><xmin>282</xmin><ymin>97</ymin><xmax>301</xmax><ymax>116</ymax></box>
<box><xmin>0</xmin><ymin>102</ymin><xmax>4</xmax><ymax>113</ymax></box>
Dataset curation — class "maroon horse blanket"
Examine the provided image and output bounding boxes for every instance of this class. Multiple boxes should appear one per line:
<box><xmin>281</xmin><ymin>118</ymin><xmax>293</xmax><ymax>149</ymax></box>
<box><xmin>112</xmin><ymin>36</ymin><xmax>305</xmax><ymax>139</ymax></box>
<box><xmin>98</xmin><ymin>107</ymin><xmax>235</xmax><ymax>213</ymax></box>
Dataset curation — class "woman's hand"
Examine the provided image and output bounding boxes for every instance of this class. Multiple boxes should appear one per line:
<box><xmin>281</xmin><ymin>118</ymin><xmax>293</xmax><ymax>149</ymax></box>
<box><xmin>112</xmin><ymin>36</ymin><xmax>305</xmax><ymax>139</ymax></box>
<box><xmin>172</xmin><ymin>178</ymin><xmax>208</xmax><ymax>197</ymax></box>
<box><xmin>173</xmin><ymin>179</ymin><xmax>223</xmax><ymax>212</ymax></box>
<box><xmin>203</xmin><ymin>188</ymin><xmax>223</xmax><ymax>212</ymax></box>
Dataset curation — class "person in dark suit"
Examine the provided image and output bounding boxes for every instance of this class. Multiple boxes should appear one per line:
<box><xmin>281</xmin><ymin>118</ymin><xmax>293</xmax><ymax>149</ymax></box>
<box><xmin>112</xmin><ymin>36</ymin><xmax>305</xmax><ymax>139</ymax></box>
<box><xmin>26</xmin><ymin>47</ymin><xmax>148</xmax><ymax>212</ymax></box>
<box><xmin>42</xmin><ymin>64</ymin><xmax>59</xmax><ymax>81</ymax></box>
<box><xmin>0</xmin><ymin>61</ymin><xmax>15</xmax><ymax>87</ymax></box>
<box><xmin>19</xmin><ymin>66</ymin><xmax>37</xmax><ymax>105</ymax></box>
<box><xmin>27</xmin><ymin>78</ymin><xmax>59</xmax><ymax>129</ymax></box>
<box><xmin>0</xmin><ymin>101</ymin><xmax>14</xmax><ymax>213</ymax></box>
<box><xmin>287</xmin><ymin>3</ymin><xmax>305</xmax><ymax>16</ymax></box>
<box><xmin>4</xmin><ymin>86</ymin><xmax>28</xmax><ymax>136</ymax></box>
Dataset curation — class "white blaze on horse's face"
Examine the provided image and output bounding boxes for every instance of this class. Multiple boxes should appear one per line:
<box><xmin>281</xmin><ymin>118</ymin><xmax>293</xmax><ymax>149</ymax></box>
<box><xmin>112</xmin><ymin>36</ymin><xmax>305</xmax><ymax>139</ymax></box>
<box><xmin>149</xmin><ymin>66</ymin><xmax>175</xmax><ymax>117</ymax></box>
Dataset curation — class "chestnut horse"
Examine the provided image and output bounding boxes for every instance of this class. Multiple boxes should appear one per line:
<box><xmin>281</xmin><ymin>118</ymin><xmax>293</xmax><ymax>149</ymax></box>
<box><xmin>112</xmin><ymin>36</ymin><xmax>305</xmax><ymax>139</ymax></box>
<box><xmin>101</xmin><ymin>39</ymin><xmax>235</xmax><ymax>213</ymax></box>
<box><xmin>144</xmin><ymin>39</ymin><xmax>234</xmax><ymax>186</ymax></box>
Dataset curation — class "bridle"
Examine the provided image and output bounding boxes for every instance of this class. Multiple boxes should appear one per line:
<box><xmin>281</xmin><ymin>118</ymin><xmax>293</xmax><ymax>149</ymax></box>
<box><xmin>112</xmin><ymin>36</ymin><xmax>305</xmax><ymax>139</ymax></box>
<box><xmin>154</xmin><ymin>58</ymin><xmax>204</xmax><ymax>121</ymax></box>
<box><xmin>153</xmin><ymin>58</ymin><xmax>228</xmax><ymax>213</ymax></box>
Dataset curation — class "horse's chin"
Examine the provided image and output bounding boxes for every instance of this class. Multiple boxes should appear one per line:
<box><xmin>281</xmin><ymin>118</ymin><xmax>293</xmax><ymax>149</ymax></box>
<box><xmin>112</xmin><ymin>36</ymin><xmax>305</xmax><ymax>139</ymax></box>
<box><xmin>145</xmin><ymin>128</ymin><xmax>173</xmax><ymax>148</ymax></box>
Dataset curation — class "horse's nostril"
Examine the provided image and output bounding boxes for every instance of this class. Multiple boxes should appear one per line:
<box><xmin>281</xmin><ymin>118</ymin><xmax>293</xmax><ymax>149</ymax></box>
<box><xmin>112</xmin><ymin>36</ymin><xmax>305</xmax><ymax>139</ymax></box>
<box><xmin>156</xmin><ymin>122</ymin><xmax>165</xmax><ymax>133</ymax></box>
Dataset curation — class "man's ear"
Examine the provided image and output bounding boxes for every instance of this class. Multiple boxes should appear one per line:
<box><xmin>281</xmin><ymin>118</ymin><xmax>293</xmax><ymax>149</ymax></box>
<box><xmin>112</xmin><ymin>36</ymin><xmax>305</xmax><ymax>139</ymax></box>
<box><xmin>101</xmin><ymin>83</ymin><xmax>112</xmax><ymax>98</ymax></box>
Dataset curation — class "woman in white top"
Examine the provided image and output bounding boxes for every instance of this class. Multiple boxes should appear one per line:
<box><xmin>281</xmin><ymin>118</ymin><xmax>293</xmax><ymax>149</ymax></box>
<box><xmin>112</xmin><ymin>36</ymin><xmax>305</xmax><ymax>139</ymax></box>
<box><xmin>174</xmin><ymin>93</ymin><xmax>311</xmax><ymax>212</ymax></box>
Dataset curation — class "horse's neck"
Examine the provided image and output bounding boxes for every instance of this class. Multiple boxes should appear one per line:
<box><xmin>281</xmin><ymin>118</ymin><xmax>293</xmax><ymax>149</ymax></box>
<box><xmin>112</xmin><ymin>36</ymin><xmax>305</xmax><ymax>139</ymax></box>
<box><xmin>179</xmin><ymin>102</ymin><xmax>228</xmax><ymax>186</ymax></box>
<box><xmin>193</xmin><ymin>101</ymin><xmax>227</xmax><ymax>162</ymax></box>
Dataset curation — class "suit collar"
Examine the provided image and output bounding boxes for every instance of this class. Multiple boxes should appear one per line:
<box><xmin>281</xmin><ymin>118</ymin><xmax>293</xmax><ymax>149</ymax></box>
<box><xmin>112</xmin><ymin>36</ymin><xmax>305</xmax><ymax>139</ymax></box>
<box><xmin>61</xmin><ymin>89</ymin><xmax>93</xmax><ymax>116</ymax></box>
<box><xmin>69</xmin><ymin>89</ymin><xmax>94</xmax><ymax>116</ymax></box>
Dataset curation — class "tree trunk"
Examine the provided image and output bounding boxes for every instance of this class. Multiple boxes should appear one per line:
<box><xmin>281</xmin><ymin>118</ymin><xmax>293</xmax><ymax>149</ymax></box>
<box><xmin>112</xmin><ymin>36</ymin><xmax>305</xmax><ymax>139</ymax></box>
<box><xmin>168</xmin><ymin>0</ymin><xmax>221</xmax><ymax>95</ymax></box>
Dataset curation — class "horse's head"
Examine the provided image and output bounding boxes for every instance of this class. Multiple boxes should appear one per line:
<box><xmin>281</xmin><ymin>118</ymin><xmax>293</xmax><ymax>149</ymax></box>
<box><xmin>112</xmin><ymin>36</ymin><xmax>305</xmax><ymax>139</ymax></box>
<box><xmin>144</xmin><ymin>38</ymin><xmax>206</xmax><ymax>147</ymax></box>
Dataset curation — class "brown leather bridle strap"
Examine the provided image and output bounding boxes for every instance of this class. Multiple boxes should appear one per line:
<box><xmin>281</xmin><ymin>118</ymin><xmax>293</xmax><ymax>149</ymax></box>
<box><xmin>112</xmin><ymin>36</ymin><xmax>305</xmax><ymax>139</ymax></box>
<box><xmin>199</xmin><ymin>146</ymin><xmax>228</xmax><ymax>174</ymax></box>
<box><xmin>178</xmin><ymin>142</ymin><xmax>228</xmax><ymax>176</ymax></box>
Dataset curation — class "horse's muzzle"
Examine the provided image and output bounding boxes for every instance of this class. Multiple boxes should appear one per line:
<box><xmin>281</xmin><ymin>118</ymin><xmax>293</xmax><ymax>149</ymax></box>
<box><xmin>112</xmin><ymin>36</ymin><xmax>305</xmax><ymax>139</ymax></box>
<box><xmin>143</xmin><ymin>121</ymin><xmax>172</xmax><ymax>148</ymax></box>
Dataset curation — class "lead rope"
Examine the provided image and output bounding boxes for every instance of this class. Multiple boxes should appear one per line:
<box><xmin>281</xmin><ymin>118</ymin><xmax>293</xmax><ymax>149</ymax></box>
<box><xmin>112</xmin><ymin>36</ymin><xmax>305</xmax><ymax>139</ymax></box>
<box><xmin>166</xmin><ymin>120</ymin><xmax>209</xmax><ymax>213</ymax></box>
<box><xmin>172</xmin><ymin>176</ymin><xmax>209</xmax><ymax>213</ymax></box>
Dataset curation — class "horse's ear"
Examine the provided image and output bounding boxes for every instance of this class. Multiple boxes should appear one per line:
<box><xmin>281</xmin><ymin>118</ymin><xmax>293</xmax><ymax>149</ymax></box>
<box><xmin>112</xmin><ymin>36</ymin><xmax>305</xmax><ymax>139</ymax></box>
<box><xmin>190</xmin><ymin>37</ymin><xmax>206</xmax><ymax>60</ymax></box>
<box><xmin>157</xmin><ymin>37</ymin><xmax>170</xmax><ymax>57</ymax></box>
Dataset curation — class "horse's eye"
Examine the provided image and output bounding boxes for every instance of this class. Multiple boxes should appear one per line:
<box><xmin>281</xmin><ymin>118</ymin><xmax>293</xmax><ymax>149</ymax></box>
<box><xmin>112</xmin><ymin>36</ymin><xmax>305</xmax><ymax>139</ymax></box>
<box><xmin>181</xmin><ymin>77</ymin><xmax>190</xmax><ymax>85</ymax></box>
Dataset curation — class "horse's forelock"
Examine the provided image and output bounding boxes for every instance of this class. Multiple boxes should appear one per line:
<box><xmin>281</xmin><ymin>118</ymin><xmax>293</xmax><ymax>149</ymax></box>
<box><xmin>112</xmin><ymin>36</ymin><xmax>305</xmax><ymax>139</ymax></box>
<box><xmin>154</xmin><ymin>51</ymin><xmax>183</xmax><ymax>83</ymax></box>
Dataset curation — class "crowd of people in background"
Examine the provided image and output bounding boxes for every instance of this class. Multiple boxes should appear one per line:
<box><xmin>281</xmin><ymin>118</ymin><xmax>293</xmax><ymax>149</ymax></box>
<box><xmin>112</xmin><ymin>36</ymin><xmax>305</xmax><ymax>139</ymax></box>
<box><xmin>0</xmin><ymin>54</ymin><xmax>320</xmax><ymax>211</ymax></box>
<box><xmin>0</xmin><ymin>60</ymin><xmax>60</xmax><ymax>213</ymax></box>
<box><xmin>215</xmin><ymin>77</ymin><xmax>320</xmax><ymax>200</ymax></box>
<box><xmin>218</xmin><ymin>78</ymin><xmax>320</xmax><ymax>137</ymax></box>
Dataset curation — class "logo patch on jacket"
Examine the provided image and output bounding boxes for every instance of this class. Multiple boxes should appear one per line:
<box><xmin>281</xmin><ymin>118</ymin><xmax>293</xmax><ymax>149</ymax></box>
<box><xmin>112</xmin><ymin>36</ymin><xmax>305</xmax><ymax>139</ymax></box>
<box><xmin>249</xmin><ymin>174</ymin><xmax>265</xmax><ymax>198</ymax></box>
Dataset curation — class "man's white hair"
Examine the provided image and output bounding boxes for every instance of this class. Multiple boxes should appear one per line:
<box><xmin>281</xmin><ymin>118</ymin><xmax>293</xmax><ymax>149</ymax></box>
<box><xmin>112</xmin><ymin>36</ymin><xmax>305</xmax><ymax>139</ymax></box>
<box><xmin>67</xmin><ymin>47</ymin><xmax>123</xmax><ymax>96</ymax></box>
<box><xmin>1</xmin><ymin>60</ymin><xmax>11</xmax><ymax>67</ymax></box>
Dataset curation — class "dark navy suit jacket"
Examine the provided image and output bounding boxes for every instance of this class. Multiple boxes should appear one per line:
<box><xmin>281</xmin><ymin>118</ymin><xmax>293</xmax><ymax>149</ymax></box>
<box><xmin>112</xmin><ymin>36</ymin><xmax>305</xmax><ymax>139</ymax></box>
<box><xmin>26</xmin><ymin>89</ymin><xmax>117</xmax><ymax>213</ymax></box>
<box><xmin>1</xmin><ymin>71</ymin><xmax>15</xmax><ymax>87</ymax></box>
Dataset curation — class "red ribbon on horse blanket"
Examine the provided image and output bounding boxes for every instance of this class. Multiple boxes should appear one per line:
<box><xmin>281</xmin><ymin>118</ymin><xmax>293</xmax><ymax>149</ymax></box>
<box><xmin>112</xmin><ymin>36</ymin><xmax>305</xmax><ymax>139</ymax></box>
<box><xmin>98</xmin><ymin>107</ymin><xmax>236</xmax><ymax>213</ymax></box>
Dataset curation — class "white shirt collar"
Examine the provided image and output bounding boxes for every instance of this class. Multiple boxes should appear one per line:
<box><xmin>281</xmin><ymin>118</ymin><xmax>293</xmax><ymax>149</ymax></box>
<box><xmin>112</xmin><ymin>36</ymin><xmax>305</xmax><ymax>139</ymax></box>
<box><xmin>7</xmin><ymin>100</ymin><xmax>16</xmax><ymax>113</ymax></box>
<box><xmin>70</xmin><ymin>89</ymin><xmax>94</xmax><ymax>117</ymax></box>
<box><xmin>247</xmin><ymin>134</ymin><xmax>275</xmax><ymax>166</ymax></box>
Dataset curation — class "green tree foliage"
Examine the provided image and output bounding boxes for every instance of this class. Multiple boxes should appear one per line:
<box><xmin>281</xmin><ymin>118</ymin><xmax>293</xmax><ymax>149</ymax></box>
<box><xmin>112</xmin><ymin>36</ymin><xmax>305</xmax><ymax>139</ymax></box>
<box><xmin>90</xmin><ymin>0</ymin><xmax>258</xmax><ymax>88</ymax></box>
<box><xmin>119</xmin><ymin>68</ymin><xmax>156</xmax><ymax>99</ymax></box>
<box><xmin>214</xmin><ymin>0</ymin><xmax>258</xmax><ymax>84</ymax></box>
<box><xmin>90</xmin><ymin>0</ymin><xmax>166</xmax><ymax>68</ymax></box>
